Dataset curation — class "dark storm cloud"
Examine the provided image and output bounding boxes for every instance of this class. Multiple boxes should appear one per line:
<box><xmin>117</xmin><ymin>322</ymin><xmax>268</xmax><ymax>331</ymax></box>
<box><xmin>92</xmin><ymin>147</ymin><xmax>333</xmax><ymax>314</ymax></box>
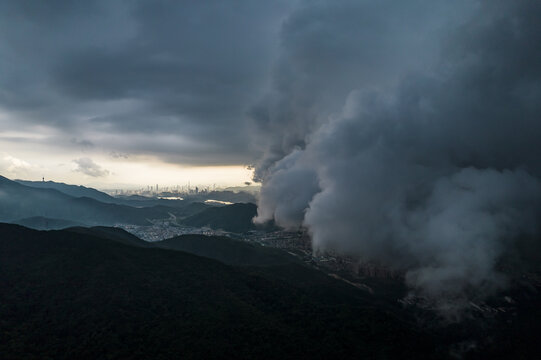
<box><xmin>249</xmin><ymin>0</ymin><xmax>471</xmax><ymax>180</ymax></box>
<box><xmin>0</xmin><ymin>0</ymin><xmax>289</xmax><ymax>164</ymax></box>
<box><xmin>253</xmin><ymin>0</ymin><xmax>541</xmax><ymax>313</ymax></box>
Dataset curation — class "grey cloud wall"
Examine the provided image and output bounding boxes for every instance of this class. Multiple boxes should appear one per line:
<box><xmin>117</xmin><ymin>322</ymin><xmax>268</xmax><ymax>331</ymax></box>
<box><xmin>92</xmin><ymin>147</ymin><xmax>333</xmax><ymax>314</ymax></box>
<box><xmin>253</xmin><ymin>0</ymin><xmax>541</xmax><ymax>310</ymax></box>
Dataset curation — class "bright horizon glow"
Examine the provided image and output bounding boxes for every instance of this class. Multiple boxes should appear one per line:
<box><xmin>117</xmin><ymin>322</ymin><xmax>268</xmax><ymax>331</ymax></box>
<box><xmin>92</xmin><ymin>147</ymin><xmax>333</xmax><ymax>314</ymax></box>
<box><xmin>0</xmin><ymin>147</ymin><xmax>255</xmax><ymax>190</ymax></box>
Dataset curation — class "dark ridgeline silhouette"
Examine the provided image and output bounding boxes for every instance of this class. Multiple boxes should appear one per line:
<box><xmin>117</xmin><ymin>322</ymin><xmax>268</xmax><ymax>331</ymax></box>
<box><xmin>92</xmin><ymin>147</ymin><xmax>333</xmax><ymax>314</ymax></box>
<box><xmin>180</xmin><ymin>203</ymin><xmax>259</xmax><ymax>233</ymax></box>
<box><xmin>2</xmin><ymin>223</ymin><xmax>541</xmax><ymax>359</ymax></box>
<box><xmin>0</xmin><ymin>223</ymin><xmax>439</xmax><ymax>359</ymax></box>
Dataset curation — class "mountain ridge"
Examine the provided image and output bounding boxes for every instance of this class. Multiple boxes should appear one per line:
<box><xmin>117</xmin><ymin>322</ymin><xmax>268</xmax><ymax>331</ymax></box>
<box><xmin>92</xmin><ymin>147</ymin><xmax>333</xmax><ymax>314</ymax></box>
<box><xmin>181</xmin><ymin>202</ymin><xmax>259</xmax><ymax>232</ymax></box>
<box><xmin>0</xmin><ymin>222</ymin><xmax>438</xmax><ymax>359</ymax></box>
<box><xmin>16</xmin><ymin>179</ymin><xmax>117</xmax><ymax>203</ymax></box>
<box><xmin>0</xmin><ymin>175</ymin><xmax>206</xmax><ymax>226</ymax></box>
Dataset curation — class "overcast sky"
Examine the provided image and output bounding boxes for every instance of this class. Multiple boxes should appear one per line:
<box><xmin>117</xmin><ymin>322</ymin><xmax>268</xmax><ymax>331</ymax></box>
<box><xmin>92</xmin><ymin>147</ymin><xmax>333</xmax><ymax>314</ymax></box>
<box><xmin>0</xmin><ymin>0</ymin><xmax>479</xmax><ymax>188</ymax></box>
<box><xmin>0</xmin><ymin>0</ymin><xmax>291</xmax><ymax>187</ymax></box>
<box><xmin>0</xmin><ymin>1</ymin><xmax>537</xmax><ymax>188</ymax></box>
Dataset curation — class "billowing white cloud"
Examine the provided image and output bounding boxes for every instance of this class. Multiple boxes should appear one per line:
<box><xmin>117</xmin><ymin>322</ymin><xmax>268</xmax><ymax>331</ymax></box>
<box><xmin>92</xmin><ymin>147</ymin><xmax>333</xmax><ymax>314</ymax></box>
<box><xmin>73</xmin><ymin>157</ymin><xmax>109</xmax><ymax>178</ymax></box>
<box><xmin>0</xmin><ymin>153</ymin><xmax>36</xmax><ymax>179</ymax></box>
<box><xmin>253</xmin><ymin>0</ymin><xmax>541</xmax><ymax>311</ymax></box>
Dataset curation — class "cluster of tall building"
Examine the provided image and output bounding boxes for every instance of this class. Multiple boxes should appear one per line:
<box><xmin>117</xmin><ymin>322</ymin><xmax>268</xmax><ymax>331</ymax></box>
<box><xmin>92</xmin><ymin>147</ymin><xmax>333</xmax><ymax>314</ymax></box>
<box><xmin>111</xmin><ymin>183</ymin><xmax>215</xmax><ymax>197</ymax></box>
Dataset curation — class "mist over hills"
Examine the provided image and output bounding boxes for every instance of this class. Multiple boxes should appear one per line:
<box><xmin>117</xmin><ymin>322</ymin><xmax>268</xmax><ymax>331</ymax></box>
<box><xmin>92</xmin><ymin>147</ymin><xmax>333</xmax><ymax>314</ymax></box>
<box><xmin>19</xmin><ymin>178</ymin><xmax>257</xmax><ymax>206</ymax></box>
<box><xmin>17</xmin><ymin>179</ymin><xmax>118</xmax><ymax>203</ymax></box>
<box><xmin>252</xmin><ymin>0</ymin><xmax>541</xmax><ymax>309</ymax></box>
<box><xmin>17</xmin><ymin>178</ymin><xmax>209</xmax><ymax>209</ymax></box>
<box><xmin>0</xmin><ymin>175</ymin><xmax>207</xmax><ymax>227</ymax></box>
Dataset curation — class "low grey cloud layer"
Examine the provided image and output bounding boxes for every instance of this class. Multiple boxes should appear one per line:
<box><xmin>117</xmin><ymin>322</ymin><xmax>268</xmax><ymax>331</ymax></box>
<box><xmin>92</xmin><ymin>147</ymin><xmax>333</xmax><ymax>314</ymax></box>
<box><xmin>253</xmin><ymin>0</ymin><xmax>541</xmax><ymax>310</ymax></box>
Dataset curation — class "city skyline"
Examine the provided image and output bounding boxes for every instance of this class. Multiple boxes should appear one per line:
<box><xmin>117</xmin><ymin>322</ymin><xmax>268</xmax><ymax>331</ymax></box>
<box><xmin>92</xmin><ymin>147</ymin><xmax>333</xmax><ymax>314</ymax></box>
<box><xmin>1</xmin><ymin>151</ymin><xmax>254</xmax><ymax>189</ymax></box>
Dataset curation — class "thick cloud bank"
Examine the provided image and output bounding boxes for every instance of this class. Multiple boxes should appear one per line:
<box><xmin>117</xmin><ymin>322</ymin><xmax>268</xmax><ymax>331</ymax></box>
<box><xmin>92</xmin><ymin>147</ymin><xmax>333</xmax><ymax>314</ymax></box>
<box><xmin>254</xmin><ymin>0</ymin><xmax>541</xmax><ymax>305</ymax></box>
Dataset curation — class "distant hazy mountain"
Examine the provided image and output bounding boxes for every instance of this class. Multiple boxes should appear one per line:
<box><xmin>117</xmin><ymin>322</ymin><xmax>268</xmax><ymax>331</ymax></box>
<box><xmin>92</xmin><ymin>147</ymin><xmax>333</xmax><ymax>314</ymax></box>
<box><xmin>17</xmin><ymin>179</ymin><xmax>117</xmax><ymax>203</ymax></box>
<box><xmin>155</xmin><ymin>234</ymin><xmax>300</xmax><ymax>266</ymax></box>
<box><xmin>0</xmin><ymin>223</ymin><xmax>440</xmax><ymax>359</ymax></box>
<box><xmin>181</xmin><ymin>202</ymin><xmax>258</xmax><ymax>232</ymax></box>
<box><xmin>0</xmin><ymin>175</ymin><xmax>203</xmax><ymax>226</ymax></box>
<box><xmin>16</xmin><ymin>179</ymin><xmax>211</xmax><ymax>210</ymax></box>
